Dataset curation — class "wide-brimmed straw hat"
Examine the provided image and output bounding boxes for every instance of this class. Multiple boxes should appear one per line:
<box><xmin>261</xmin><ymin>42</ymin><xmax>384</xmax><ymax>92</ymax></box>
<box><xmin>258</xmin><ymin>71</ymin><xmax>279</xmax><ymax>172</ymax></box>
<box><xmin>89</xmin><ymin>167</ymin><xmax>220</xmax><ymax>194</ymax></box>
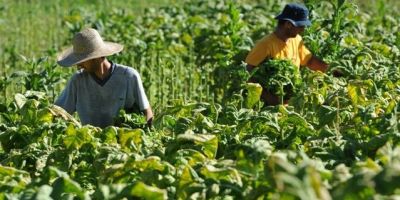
<box><xmin>275</xmin><ymin>3</ymin><xmax>311</xmax><ymax>27</ymax></box>
<box><xmin>57</xmin><ymin>28</ymin><xmax>123</xmax><ymax>67</ymax></box>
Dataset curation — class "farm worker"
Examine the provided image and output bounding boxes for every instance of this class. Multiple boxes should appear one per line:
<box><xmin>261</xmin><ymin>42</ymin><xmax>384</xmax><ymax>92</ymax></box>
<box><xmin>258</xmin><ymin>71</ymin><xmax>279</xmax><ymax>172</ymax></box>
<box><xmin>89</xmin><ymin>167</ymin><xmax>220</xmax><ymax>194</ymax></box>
<box><xmin>245</xmin><ymin>3</ymin><xmax>328</xmax><ymax>105</ymax></box>
<box><xmin>55</xmin><ymin>28</ymin><xmax>153</xmax><ymax>128</ymax></box>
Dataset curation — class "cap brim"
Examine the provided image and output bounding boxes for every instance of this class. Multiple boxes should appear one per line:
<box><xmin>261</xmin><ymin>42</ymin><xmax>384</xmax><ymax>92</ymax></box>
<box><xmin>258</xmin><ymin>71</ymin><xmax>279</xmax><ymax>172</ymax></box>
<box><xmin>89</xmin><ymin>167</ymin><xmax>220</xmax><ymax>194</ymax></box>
<box><xmin>275</xmin><ymin>15</ymin><xmax>311</xmax><ymax>27</ymax></box>
<box><xmin>291</xmin><ymin>20</ymin><xmax>311</xmax><ymax>27</ymax></box>
<box><xmin>57</xmin><ymin>42</ymin><xmax>123</xmax><ymax>67</ymax></box>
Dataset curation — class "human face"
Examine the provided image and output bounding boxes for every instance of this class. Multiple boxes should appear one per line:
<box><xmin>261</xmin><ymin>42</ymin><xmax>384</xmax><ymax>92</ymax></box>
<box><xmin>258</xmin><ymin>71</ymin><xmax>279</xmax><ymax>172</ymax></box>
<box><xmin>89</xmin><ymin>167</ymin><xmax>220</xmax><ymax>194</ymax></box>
<box><xmin>286</xmin><ymin>22</ymin><xmax>305</xmax><ymax>38</ymax></box>
<box><xmin>76</xmin><ymin>58</ymin><xmax>101</xmax><ymax>73</ymax></box>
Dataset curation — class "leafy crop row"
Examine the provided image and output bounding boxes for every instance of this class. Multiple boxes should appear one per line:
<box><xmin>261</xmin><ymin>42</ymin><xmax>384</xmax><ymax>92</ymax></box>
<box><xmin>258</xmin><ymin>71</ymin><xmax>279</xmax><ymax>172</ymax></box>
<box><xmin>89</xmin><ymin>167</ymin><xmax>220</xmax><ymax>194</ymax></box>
<box><xmin>1</xmin><ymin>0</ymin><xmax>400</xmax><ymax>199</ymax></box>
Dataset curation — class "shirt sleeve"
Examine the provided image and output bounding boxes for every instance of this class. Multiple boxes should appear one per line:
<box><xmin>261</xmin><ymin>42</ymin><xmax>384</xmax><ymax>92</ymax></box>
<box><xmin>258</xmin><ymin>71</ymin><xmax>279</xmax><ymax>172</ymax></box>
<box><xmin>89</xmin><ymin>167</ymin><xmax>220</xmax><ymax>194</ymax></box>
<box><xmin>55</xmin><ymin>76</ymin><xmax>77</xmax><ymax>114</ymax></box>
<box><xmin>299</xmin><ymin>39</ymin><xmax>313</xmax><ymax>66</ymax></box>
<box><xmin>245</xmin><ymin>39</ymin><xmax>269</xmax><ymax>66</ymax></box>
<box><xmin>131</xmin><ymin>71</ymin><xmax>150</xmax><ymax>111</ymax></box>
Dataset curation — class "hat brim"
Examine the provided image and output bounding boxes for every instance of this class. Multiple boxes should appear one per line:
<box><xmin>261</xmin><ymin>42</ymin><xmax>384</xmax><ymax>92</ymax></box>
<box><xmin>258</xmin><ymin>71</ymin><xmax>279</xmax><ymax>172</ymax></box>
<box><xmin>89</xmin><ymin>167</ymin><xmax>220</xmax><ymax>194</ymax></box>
<box><xmin>57</xmin><ymin>42</ymin><xmax>123</xmax><ymax>67</ymax></box>
<box><xmin>275</xmin><ymin>15</ymin><xmax>311</xmax><ymax>27</ymax></box>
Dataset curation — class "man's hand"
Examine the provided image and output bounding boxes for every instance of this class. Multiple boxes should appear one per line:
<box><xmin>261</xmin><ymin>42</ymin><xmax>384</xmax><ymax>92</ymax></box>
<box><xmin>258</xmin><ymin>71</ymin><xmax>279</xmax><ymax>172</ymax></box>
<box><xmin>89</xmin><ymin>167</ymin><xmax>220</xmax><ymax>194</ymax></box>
<box><xmin>332</xmin><ymin>69</ymin><xmax>344</xmax><ymax>77</ymax></box>
<box><xmin>144</xmin><ymin>107</ymin><xmax>154</xmax><ymax>128</ymax></box>
<box><xmin>246</xmin><ymin>64</ymin><xmax>258</xmax><ymax>83</ymax></box>
<box><xmin>306</xmin><ymin>56</ymin><xmax>328</xmax><ymax>72</ymax></box>
<box><xmin>246</xmin><ymin>64</ymin><xmax>256</xmax><ymax>73</ymax></box>
<box><xmin>146</xmin><ymin>117</ymin><xmax>153</xmax><ymax>128</ymax></box>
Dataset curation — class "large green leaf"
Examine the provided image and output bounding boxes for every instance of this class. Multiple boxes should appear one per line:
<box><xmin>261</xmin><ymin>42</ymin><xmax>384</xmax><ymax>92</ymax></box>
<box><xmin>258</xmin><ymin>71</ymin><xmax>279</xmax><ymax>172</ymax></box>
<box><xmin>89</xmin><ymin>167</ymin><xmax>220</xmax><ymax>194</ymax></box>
<box><xmin>125</xmin><ymin>156</ymin><xmax>167</xmax><ymax>172</ymax></box>
<box><xmin>118</xmin><ymin>128</ymin><xmax>143</xmax><ymax>152</ymax></box>
<box><xmin>373</xmin><ymin>160</ymin><xmax>400</xmax><ymax>195</ymax></box>
<box><xmin>177</xmin><ymin>133</ymin><xmax>218</xmax><ymax>158</ymax></box>
<box><xmin>123</xmin><ymin>181</ymin><xmax>167</xmax><ymax>200</ymax></box>
<box><xmin>14</xmin><ymin>93</ymin><xmax>28</xmax><ymax>109</ymax></box>
<box><xmin>174</xmin><ymin>149</ymin><xmax>207</xmax><ymax>166</ymax></box>
<box><xmin>48</xmin><ymin>167</ymin><xmax>90</xmax><ymax>200</ymax></box>
<box><xmin>244</xmin><ymin>83</ymin><xmax>262</xmax><ymax>109</ymax></box>
<box><xmin>101</xmin><ymin>126</ymin><xmax>118</xmax><ymax>144</ymax></box>
<box><xmin>317</xmin><ymin>105</ymin><xmax>338</xmax><ymax>127</ymax></box>
<box><xmin>200</xmin><ymin>164</ymin><xmax>243</xmax><ymax>186</ymax></box>
<box><xmin>93</xmin><ymin>184</ymin><xmax>126</xmax><ymax>200</ymax></box>
<box><xmin>51</xmin><ymin>177</ymin><xmax>88</xmax><ymax>200</ymax></box>
<box><xmin>37</xmin><ymin>108</ymin><xmax>54</xmax><ymax>124</ymax></box>
<box><xmin>176</xmin><ymin>165</ymin><xmax>204</xmax><ymax>199</ymax></box>
<box><xmin>63</xmin><ymin>124</ymin><xmax>96</xmax><ymax>150</ymax></box>
<box><xmin>32</xmin><ymin>185</ymin><xmax>53</xmax><ymax>200</ymax></box>
<box><xmin>20</xmin><ymin>99</ymin><xmax>40</xmax><ymax>125</ymax></box>
<box><xmin>0</xmin><ymin>166</ymin><xmax>31</xmax><ymax>193</ymax></box>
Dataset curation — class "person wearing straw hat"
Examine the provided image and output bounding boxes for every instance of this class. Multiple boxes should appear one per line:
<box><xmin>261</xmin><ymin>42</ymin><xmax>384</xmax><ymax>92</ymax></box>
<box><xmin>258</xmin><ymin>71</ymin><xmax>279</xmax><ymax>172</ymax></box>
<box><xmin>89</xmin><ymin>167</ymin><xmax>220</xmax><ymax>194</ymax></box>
<box><xmin>55</xmin><ymin>28</ymin><xmax>153</xmax><ymax>128</ymax></box>
<box><xmin>245</xmin><ymin>3</ymin><xmax>329</xmax><ymax>106</ymax></box>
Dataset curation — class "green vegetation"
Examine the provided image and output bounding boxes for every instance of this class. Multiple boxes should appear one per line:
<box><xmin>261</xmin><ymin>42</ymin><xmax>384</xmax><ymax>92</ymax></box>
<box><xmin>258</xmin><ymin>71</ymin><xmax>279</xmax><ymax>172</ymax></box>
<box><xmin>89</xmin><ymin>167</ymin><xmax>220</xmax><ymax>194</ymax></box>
<box><xmin>0</xmin><ymin>0</ymin><xmax>170</xmax><ymax>57</ymax></box>
<box><xmin>1</xmin><ymin>0</ymin><xmax>400</xmax><ymax>199</ymax></box>
<box><xmin>252</xmin><ymin>59</ymin><xmax>302</xmax><ymax>101</ymax></box>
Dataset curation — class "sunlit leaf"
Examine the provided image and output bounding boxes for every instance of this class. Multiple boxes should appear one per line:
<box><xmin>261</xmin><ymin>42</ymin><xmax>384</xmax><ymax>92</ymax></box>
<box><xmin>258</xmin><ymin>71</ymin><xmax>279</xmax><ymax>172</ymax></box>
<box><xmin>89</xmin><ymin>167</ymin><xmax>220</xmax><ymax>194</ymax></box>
<box><xmin>200</xmin><ymin>164</ymin><xmax>243</xmax><ymax>186</ymax></box>
<box><xmin>126</xmin><ymin>181</ymin><xmax>167</xmax><ymax>200</ymax></box>
<box><xmin>177</xmin><ymin>133</ymin><xmax>218</xmax><ymax>158</ymax></box>
<box><xmin>126</xmin><ymin>156</ymin><xmax>167</xmax><ymax>172</ymax></box>
<box><xmin>63</xmin><ymin>125</ymin><xmax>95</xmax><ymax>150</ymax></box>
<box><xmin>118</xmin><ymin>128</ymin><xmax>143</xmax><ymax>152</ymax></box>
<box><xmin>244</xmin><ymin>83</ymin><xmax>262</xmax><ymax>109</ymax></box>
<box><xmin>101</xmin><ymin>126</ymin><xmax>118</xmax><ymax>144</ymax></box>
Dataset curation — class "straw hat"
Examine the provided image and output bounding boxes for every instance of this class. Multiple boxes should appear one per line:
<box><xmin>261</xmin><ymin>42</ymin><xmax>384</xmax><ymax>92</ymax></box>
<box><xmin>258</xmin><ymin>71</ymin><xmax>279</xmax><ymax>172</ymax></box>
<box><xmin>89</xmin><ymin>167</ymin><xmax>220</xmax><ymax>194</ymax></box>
<box><xmin>57</xmin><ymin>28</ymin><xmax>123</xmax><ymax>67</ymax></box>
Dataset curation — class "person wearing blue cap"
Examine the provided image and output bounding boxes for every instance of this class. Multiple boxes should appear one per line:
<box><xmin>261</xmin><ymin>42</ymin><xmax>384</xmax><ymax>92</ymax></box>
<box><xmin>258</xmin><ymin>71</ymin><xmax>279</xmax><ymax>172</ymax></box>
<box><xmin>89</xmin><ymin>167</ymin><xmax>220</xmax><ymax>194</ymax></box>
<box><xmin>245</xmin><ymin>3</ymin><xmax>328</xmax><ymax>105</ymax></box>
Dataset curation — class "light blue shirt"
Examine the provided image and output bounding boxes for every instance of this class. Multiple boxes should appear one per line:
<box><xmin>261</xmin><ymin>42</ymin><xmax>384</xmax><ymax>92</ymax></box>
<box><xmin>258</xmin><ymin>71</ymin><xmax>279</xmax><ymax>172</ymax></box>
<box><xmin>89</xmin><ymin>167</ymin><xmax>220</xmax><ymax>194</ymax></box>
<box><xmin>55</xmin><ymin>63</ymin><xmax>150</xmax><ymax>128</ymax></box>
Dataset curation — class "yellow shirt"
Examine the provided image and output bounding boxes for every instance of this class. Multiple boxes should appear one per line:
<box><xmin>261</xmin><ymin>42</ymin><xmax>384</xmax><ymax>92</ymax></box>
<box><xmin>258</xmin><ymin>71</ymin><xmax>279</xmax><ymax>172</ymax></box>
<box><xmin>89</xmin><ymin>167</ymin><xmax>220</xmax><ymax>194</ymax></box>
<box><xmin>245</xmin><ymin>33</ymin><xmax>312</xmax><ymax>67</ymax></box>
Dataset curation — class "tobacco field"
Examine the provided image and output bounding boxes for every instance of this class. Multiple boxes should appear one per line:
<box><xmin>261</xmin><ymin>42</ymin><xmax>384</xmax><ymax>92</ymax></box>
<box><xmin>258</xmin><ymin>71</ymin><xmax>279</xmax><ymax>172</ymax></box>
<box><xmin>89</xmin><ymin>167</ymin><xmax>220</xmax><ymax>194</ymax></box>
<box><xmin>1</xmin><ymin>0</ymin><xmax>400</xmax><ymax>199</ymax></box>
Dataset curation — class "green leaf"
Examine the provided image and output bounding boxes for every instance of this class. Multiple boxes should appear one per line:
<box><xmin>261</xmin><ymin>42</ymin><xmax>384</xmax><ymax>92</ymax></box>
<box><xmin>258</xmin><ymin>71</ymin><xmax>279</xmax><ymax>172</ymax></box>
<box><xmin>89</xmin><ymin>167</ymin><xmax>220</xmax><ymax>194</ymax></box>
<box><xmin>244</xmin><ymin>83</ymin><xmax>262</xmax><ymax>109</ymax></box>
<box><xmin>177</xmin><ymin>133</ymin><xmax>218</xmax><ymax>158</ymax></box>
<box><xmin>279</xmin><ymin>106</ymin><xmax>314</xmax><ymax>134</ymax></box>
<box><xmin>63</xmin><ymin>125</ymin><xmax>95</xmax><ymax>150</ymax></box>
<box><xmin>51</xmin><ymin>177</ymin><xmax>87</xmax><ymax>200</ymax></box>
<box><xmin>0</xmin><ymin>166</ymin><xmax>30</xmax><ymax>193</ymax></box>
<box><xmin>176</xmin><ymin>165</ymin><xmax>203</xmax><ymax>199</ymax></box>
<box><xmin>252</xmin><ymin>59</ymin><xmax>301</xmax><ymax>98</ymax></box>
<box><xmin>124</xmin><ymin>181</ymin><xmax>167</xmax><ymax>200</ymax></box>
<box><xmin>347</xmin><ymin>83</ymin><xmax>360</xmax><ymax>106</ymax></box>
<box><xmin>118</xmin><ymin>128</ymin><xmax>143</xmax><ymax>152</ymax></box>
<box><xmin>47</xmin><ymin>167</ymin><xmax>89</xmax><ymax>200</ymax></box>
<box><xmin>178</xmin><ymin>165</ymin><xmax>196</xmax><ymax>189</ymax></box>
<box><xmin>94</xmin><ymin>184</ymin><xmax>127</xmax><ymax>200</ymax></box>
<box><xmin>374</xmin><ymin>160</ymin><xmax>400</xmax><ymax>195</ymax></box>
<box><xmin>175</xmin><ymin>149</ymin><xmax>207</xmax><ymax>166</ymax></box>
<box><xmin>200</xmin><ymin>164</ymin><xmax>243</xmax><ymax>186</ymax></box>
<box><xmin>34</xmin><ymin>185</ymin><xmax>53</xmax><ymax>200</ymax></box>
<box><xmin>126</xmin><ymin>156</ymin><xmax>166</xmax><ymax>172</ymax></box>
<box><xmin>14</xmin><ymin>93</ymin><xmax>27</xmax><ymax>109</ymax></box>
<box><xmin>101</xmin><ymin>126</ymin><xmax>118</xmax><ymax>144</ymax></box>
<box><xmin>20</xmin><ymin>99</ymin><xmax>40</xmax><ymax>125</ymax></box>
<box><xmin>317</xmin><ymin>105</ymin><xmax>337</xmax><ymax>127</ymax></box>
<box><xmin>375</xmin><ymin>140</ymin><xmax>393</xmax><ymax>166</ymax></box>
<box><xmin>37</xmin><ymin>108</ymin><xmax>54</xmax><ymax>123</ymax></box>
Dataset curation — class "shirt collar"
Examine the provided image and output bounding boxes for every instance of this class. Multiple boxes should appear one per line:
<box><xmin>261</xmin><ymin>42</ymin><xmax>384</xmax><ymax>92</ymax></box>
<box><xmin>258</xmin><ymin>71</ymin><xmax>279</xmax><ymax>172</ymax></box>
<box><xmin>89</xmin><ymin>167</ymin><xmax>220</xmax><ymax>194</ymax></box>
<box><xmin>90</xmin><ymin>61</ymin><xmax>115</xmax><ymax>86</ymax></box>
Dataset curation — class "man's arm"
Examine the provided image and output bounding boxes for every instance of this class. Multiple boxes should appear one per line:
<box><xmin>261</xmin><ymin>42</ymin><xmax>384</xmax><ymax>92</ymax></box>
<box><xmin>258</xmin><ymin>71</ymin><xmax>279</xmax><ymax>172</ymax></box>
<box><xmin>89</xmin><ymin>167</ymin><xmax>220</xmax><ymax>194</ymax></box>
<box><xmin>306</xmin><ymin>55</ymin><xmax>328</xmax><ymax>72</ymax></box>
<box><xmin>55</xmin><ymin>77</ymin><xmax>77</xmax><ymax>114</ymax></box>
<box><xmin>144</xmin><ymin>107</ymin><xmax>154</xmax><ymax>127</ymax></box>
<box><xmin>246</xmin><ymin>64</ymin><xmax>256</xmax><ymax>73</ymax></box>
<box><xmin>246</xmin><ymin>64</ymin><xmax>259</xmax><ymax>83</ymax></box>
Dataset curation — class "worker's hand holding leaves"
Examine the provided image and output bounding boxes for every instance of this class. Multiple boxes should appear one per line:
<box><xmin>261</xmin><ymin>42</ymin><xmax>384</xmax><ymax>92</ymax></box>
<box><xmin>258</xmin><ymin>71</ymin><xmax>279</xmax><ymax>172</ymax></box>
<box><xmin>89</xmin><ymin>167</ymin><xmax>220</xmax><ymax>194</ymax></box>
<box><xmin>147</xmin><ymin>117</ymin><xmax>153</xmax><ymax>128</ymax></box>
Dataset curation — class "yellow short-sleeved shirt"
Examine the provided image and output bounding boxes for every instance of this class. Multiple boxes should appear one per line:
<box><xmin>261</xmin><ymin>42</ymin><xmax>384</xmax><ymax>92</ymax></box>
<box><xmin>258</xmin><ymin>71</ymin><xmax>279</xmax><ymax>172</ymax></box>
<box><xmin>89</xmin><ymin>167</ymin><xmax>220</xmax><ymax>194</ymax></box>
<box><xmin>245</xmin><ymin>33</ymin><xmax>312</xmax><ymax>67</ymax></box>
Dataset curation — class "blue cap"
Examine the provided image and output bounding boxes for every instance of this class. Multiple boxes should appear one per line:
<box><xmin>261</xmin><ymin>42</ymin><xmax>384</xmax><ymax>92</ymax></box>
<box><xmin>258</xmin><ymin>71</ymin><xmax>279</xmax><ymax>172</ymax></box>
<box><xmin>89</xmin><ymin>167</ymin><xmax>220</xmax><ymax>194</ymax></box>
<box><xmin>275</xmin><ymin>3</ymin><xmax>311</xmax><ymax>27</ymax></box>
